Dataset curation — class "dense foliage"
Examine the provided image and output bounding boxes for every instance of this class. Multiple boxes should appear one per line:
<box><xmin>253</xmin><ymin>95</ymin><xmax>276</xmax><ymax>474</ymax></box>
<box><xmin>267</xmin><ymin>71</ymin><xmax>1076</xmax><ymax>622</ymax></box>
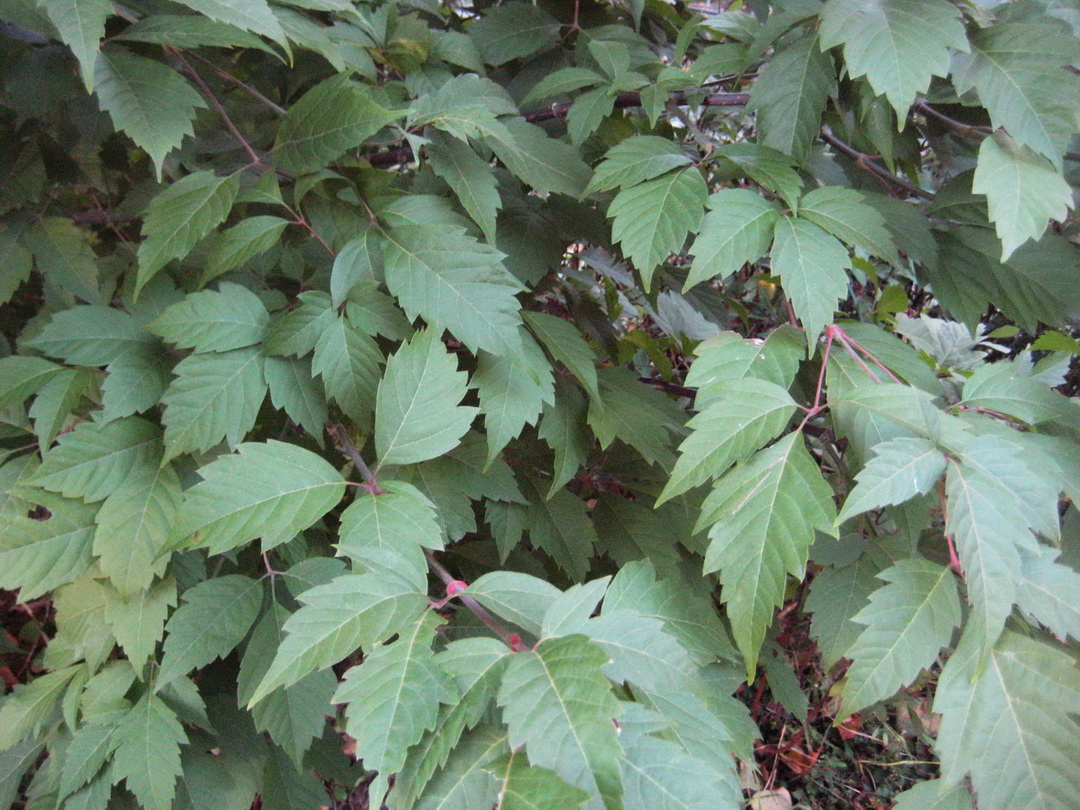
<box><xmin>1</xmin><ymin>0</ymin><xmax>1080</xmax><ymax>807</ymax></box>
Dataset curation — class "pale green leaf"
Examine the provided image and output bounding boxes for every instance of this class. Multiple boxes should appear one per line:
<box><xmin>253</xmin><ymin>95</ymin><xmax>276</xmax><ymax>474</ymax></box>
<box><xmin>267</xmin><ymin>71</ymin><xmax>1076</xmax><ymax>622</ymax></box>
<box><xmin>331</xmin><ymin>232</ymin><xmax>383</xmax><ymax>308</ymax></box>
<box><xmin>935</xmin><ymin>630</ymin><xmax>1080</xmax><ymax>810</ymax></box>
<box><xmin>586</xmin><ymin>136</ymin><xmax>692</xmax><ymax>194</ymax></box>
<box><xmin>747</xmin><ymin>34</ymin><xmax>835</xmax><ymax>164</ymax></box>
<box><xmin>798</xmin><ymin>186</ymin><xmax>899</xmax><ymax>264</ymax></box>
<box><xmin>475</xmin><ymin>333</ymin><xmax>555</xmax><ymax>464</ymax></box>
<box><xmin>806</xmin><ymin>550</ymin><xmax>889</xmax><ymax>668</ymax></box>
<box><xmin>0</xmin><ymin>666</ymin><xmax>79</xmax><ymax>748</ymax></box>
<box><xmin>540</xmin><ymin>578</ymin><xmax>610</xmax><ymax>639</ymax></box>
<box><xmin>26</xmin><ymin>304</ymin><xmax>152</xmax><ymax>367</ymax></box>
<box><xmin>375</xmin><ymin>328</ymin><xmax>478</xmax><ymax>468</ymax></box>
<box><xmin>172</xmin><ymin>0</ymin><xmax>288</xmax><ymax>47</ymax></box>
<box><xmin>566</xmin><ymin>86</ymin><xmax>617</xmax><ymax>146</ymax></box>
<box><xmin>685</xmin><ymin>189</ymin><xmax>779</xmax><ymax>290</ymax></box>
<box><xmin>498</xmin><ymin>635</ymin><xmax>623</xmax><ymax>808</ymax></box>
<box><xmin>836</xmin><ymin>437</ymin><xmax>947</xmax><ymax>524</ymax></box>
<box><xmin>40</xmin><ymin>0</ymin><xmax>111</xmax><ymax>90</ymax></box>
<box><xmin>469</xmin><ymin>3</ymin><xmax>560</xmax><ymax>65</ymax></box>
<box><xmin>335</xmin><ymin>615</ymin><xmax>456</xmax><ymax>806</ymax></box>
<box><xmin>583</xmin><ymin>609</ymin><xmax>696</xmax><ymax>693</ymax></box>
<box><xmin>250</xmin><ymin>570</ymin><xmax>427</xmax><ymax>702</ymax></box>
<box><xmin>58</xmin><ymin>722</ymin><xmax>118</xmax><ymax>801</ymax></box>
<box><xmin>712</xmin><ymin>143</ymin><xmax>802</xmax><ymax>208</ymax></box>
<box><xmin>173</xmin><ymin>440</ymin><xmax>346</xmax><ymax>554</ymax></box>
<box><xmin>202</xmin><ymin>216</ymin><xmax>289</xmax><ymax>284</ymax></box>
<box><xmin>311</xmin><ymin>314</ymin><xmax>382</xmax><ymax>423</ymax></box>
<box><xmin>426</xmin><ymin>132</ymin><xmax>501</xmax><ymax>244</ymax></box>
<box><xmin>150</xmin><ymin>282</ymin><xmax>268</xmax><ymax>352</ymax></box>
<box><xmin>29</xmin><ymin>367</ymin><xmax>91</xmax><ymax>451</ymax></box>
<box><xmin>840</xmin><ymin>559</ymin><xmax>960</xmax><ymax>717</ymax></box>
<box><xmin>657</xmin><ymin>378</ymin><xmax>796</xmax><ymax>505</ymax></box>
<box><xmin>22</xmin><ymin>217</ymin><xmax>101</xmax><ymax>304</ymax></box>
<box><xmin>111</xmin><ymin>692</ymin><xmax>187</xmax><ymax>810</ymax></box>
<box><xmin>160</xmin><ymin>346</ymin><xmax>266</xmax><ymax>462</ymax></box>
<box><xmin>135</xmin><ymin>170</ymin><xmax>240</xmax><ymax>297</ymax></box>
<box><xmin>619</xmin><ymin>723</ymin><xmax>734</xmax><ymax>810</ymax></box>
<box><xmin>697</xmin><ymin>433</ymin><xmax>837</xmax><ymax>676</ymax></box>
<box><xmin>94</xmin><ymin>463</ymin><xmax>183</xmax><ymax>595</ymax></box>
<box><xmin>959</xmin><ymin>360</ymin><xmax>1080</xmax><ymax>429</ymax></box>
<box><xmin>891</xmin><ymin>779</ymin><xmax>974</xmax><ymax>810</ymax></box>
<box><xmin>263</xmin><ymin>355</ymin><xmax>328</xmax><ymax>439</ymax></box>
<box><xmin>0</xmin><ymin>504</ymin><xmax>96</xmax><ymax>600</ymax></box>
<box><xmin>485</xmin><ymin>117</ymin><xmax>592</xmax><ymax>198</ymax></box>
<box><xmin>274</xmin><ymin>74</ymin><xmax>403</xmax><ymax>173</ymax></box>
<box><xmin>101</xmin><ymin>343</ymin><xmax>173</xmax><ymax>421</ymax></box>
<box><xmin>95</xmin><ymin>49</ymin><xmax>205</xmax><ymax>181</ymax></box>
<box><xmin>1016</xmin><ymin>549</ymin><xmax>1080</xmax><ymax>644</ymax></box>
<box><xmin>523</xmin><ymin>312</ymin><xmax>600</xmax><ymax>404</ymax></box>
<box><xmin>685</xmin><ymin>327</ymin><xmax>804</xmax><ymax>409</ymax></box>
<box><xmin>609</xmin><ymin>166</ymin><xmax>707</xmax><ymax>289</ymax></box>
<box><xmin>345</xmin><ymin>283</ymin><xmax>411</xmax><ymax>341</ymax></box>
<box><xmin>409</xmin><ymin>725</ymin><xmax>505</xmax><ymax>810</ymax></box>
<box><xmin>0</xmin><ymin>356</ymin><xmax>63</xmax><ymax>412</ymax></box>
<box><xmin>819</xmin><ymin>0</ymin><xmax>967</xmax><ymax>117</ymax></box>
<box><xmin>489</xmin><ymin>751</ymin><xmax>589</xmax><ymax>810</ymax></box>
<box><xmin>337</xmin><ymin>480</ymin><xmax>443</xmax><ymax>578</ymax></box>
<box><xmin>409</xmin><ymin>74</ymin><xmax>517</xmax><ymax>145</ymax></box>
<box><xmin>771</xmin><ymin>216</ymin><xmax>850</xmax><ymax>343</ymax></box>
<box><xmin>158</xmin><ymin>574</ymin><xmax>263</xmax><ymax>684</ymax></box>
<box><xmin>973</xmin><ymin>133</ymin><xmax>1073</xmax><ymax>260</ymax></box>
<box><xmin>466</xmin><ymin>571</ymin><xmax>562</xmax><ymax>638</ymax></box>
<box><xmin>383</xmin><ymin>225</ymin><xmax>524</xmax><ymax>355</ymax></box>
<box><xmin>263</xmin><ymin>290</ymin><xmax>335</xmax><ymax>356</ymax></box>
<box><xmin>104</xmin><ymin>578</ymin><xmax>177</xmax><ymax>670</ymax></box>
<box><xmin>953</xmin><ymin>22</ymin><xmax>1080</xmax><ymax>165</ymax></box>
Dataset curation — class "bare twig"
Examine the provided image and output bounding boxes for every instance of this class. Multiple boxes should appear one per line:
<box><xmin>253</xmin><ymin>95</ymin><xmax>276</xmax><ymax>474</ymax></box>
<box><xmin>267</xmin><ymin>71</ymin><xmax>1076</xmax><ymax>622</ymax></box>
<box><xmin>820</xmin><ymin>127</ymin><xmax>934</xmax><ymax>201</ymax></box>
<box><xmin>424</xmin><ymin>550</ymin><xmax>523</xmax><ymax>649</ymax></box>
<box><xmin>326</xmin><ymin>422</ymin><xmax>383</xmax><ymax>494</ymax></box>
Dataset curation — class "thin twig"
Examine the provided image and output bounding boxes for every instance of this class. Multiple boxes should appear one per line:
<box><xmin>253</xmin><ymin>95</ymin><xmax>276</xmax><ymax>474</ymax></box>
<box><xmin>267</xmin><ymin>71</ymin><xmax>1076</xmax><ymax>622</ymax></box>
<box><xmin>186</xmin><ymin>51</ymin><xmax>287</xmax><ymax>115</ymax></box>
<box><xmin>327</xmin><ymin>422</ymin><xmax>383</xmax><ymax>493</ymax></box>
<box><xmin>914</xmin><ymin>100</ymin><xmax>990</xmax><ymax>140</ymax></box>
<box><xmin>424</xmin><ymin>550</ymin><xmax>522</xmax><ymax>649</ymax></box>
<box><xmin>820</xmin><ymin>127</ymin><xmax>934</xmax><ymax>201</ymax></box>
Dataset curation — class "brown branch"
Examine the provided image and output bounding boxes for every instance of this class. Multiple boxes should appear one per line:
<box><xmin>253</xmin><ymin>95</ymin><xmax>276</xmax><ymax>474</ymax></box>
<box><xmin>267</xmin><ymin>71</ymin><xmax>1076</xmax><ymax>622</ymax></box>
<box><xmin>326</xmin><ymin>422</ymin><xmax>383</xmax><ymax>494</ymax></box>
<box><xmin>424</xmin><ymin>550</ymin><xmax>523</xmax><ymax>649</ymax></box>
<box><xmin>819</xmin><ymin>127</ymin><xmax>934</xmax><ymax>200</ymax></box>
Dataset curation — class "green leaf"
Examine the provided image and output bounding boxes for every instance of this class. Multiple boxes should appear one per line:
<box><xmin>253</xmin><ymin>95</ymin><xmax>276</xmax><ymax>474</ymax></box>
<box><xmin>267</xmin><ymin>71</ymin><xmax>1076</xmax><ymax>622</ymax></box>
<box><xmin>469</xmin><ymin>3</ymin><xmax>560</xmax><ymax>65</ymax></box>
<box><xmin>714</xmin><ymin>144</ymin><xmax>804</xmax><ymax>210</ymax></box>
<box><xmin>40</xmin><ymin>0</ymin><xmax>111</xmax><ymax>91</ymax></box>
<box><xmin>685</xmin><ymin>189</ymin><xmax>779</xmax><ymax>290</ymax></box>
<box><xmin>116</xmin><ymin>14</ymin><xmax>278</xmax><ymax>54</ymax></box>
<box><xmin>172</xmin><ymin>0</ymin><xmax>288</xmax><ymax>48</ymax></box>
<box><xmin>583</xmin><ymin>609</ymin><xmax>696</xmax><ymax>692</ymax></box>
<box><xmin>488</xmin><ymin>751</ymin><xmax>590</xmax><ymax>810</ymax></box>
<box><xmin>58</xmin><ymin>722</ymin><xmax>118</xmax><ymax>800</ymax></box>
<box><xmin>408</xmin><ymin>725</ymin><xmax>505</xmax><ymax>810</ymax></box>
<box><xmin>935</xmin><ymin>630</ymin><xmax>1080</xmax><ymax>810</ymax></box>
<box><xmin>953</xmin><ymin>22</ymin><xmax>1080</xmax><ymax>165</ymax></box>
<box><xmin>465</xmin><ymin>571</ymin><xmax>562</xmax><ymax>638</ymax></box>
<box><xmin>260</xmin><ymin>748</ymin><xmax>327</xmax><ymax>810</ymax></box>
<box><xmin>806</xmin><ymin>549</ymin><xmax>890</xmax><ymax>668</ymax></box>
<box><xmin>104</xmin><ymin>578</ymin><xmax>177</xmax><ymax>670</ymax></box>
<box><xmin>335</xmin><ymin>615</ymin><xmax>456</xmax><ymax>806</ymax></box>
<box><xmin>22</xmin><ymin>217</ymin><xmax>101</xmax><ymax>304</ymax></box>
<box><xmin>426</xmin><ymin>132</ymin><xmax>501</xmax><ymax>245</ymax></box>
<box><xmin>522</xmin><ymin>312</ymin><xmax>600</xmax><ymax>404</ymax></box>
<box><xmin>26</xmin><ymin>304</ymin><xmax>151</xmax><ymax>366</ymax></box>
<box><xmin>537</xmin><ymin>383</ymin><xmax>591</xmax><ymax>497</ymax></box>
<box><xmin>771</xmin><ymin>216</ymin><xmax>850</xmax><ymax>343</ymax></box>
<box><xmin>383</xmin><ymin>225</ymin><xmax>524</xmax><ymax>355</ymax></box>
<box><xmin>237</xmin><ymin>602</ymin><xmax>336</xmax><ymax>766</ymax></box>
<box><xmin>485</xmin><ymin>117</ymin><xmax>592</xmax><ymax>198</ymax></box>
<box><xmin>588</xmin><ymin>367</ymin><xmax>683</xmax><ymax>469</ymax></box>
<box><xmin>474</xmin><ymin>334</ymin><xmax>555</xmax><ymax>464</ymax></box>
<box><xmin>0</xmin><ymin>504</ymin><xmax>95</xmax><ymax>600</ymax></box>
<box><xmin>101</xmin><ymin>344</ymin><xmax>172</xmax><ymax>422</ymax></box>
<box><xmin>566</xmin><ymin>86</ymin><xmax>617</xmax><ymax>146</ymax></box>
<box><xmin>697</xmin><ymin>433</ymin><xmax>837</xmax><ymax>676</ymax></box>
<box><xmin>797</xmin><ymin>186</ymin><xmax>899</xmax><ymax>264</ymax></box>
<box><xmin>892</xmin><ymin>780</ymin><xmax>974</xmax><ymax>810</ymax></box>
<box><xmin>819</xmin><ymin>0</ymin><xmax>967</xmax><ymax>117</ymax></box>
<box><xmin>586</xmin><ymin>136</ymin><xmax>693</xmax><ymax>194</ymax></box>
<box><xmin>409</xmin><ymin>74</ymin><xmax>517</xmax><ymax>145</ymax></box>
<box><xmin>657</xmin><ymin>378</ymin><xmax>796</xmax><ymax>505</ymax></box>
<box><xmin>0</xmin><ymin>356</ymin><xmax>63</xmax><ymax>412</ymax></box>
<box><xmin>263</xmin><ymin>355</ymin><xmax>328</xmax><ymax>439</ymax></box>
<box><xmin>337</xmin><ymin>480</ymin><xmax>443</xmax><ymax>579</ymax></box>
<box><xmin>840</xmin><ymin>559</ymin><xmax>960</xmax><ymax>717</ymax></box>
<box><xmin>685</xmin><ymin>327</ymin><xmax>804</xmax><ymax>409</ymax></box>
<box><xmin>747</xmin><ymin>33</ymin><xmax>835</xmax><ymax>164</ymax></box>
<box><xmin>523</xmin><ymin>67</ymin><xmax>604</xmax><ymax>106</ymax></box>
<box><xmin>619</xmin><ymin>721</ymin><xmax>734</xmax><ymax>810</ymax></box>
<box><xmin>972</xmin><ymin>133</ymin><xmax>1073</xmax><ymax>260</ymax></box>
<box><xmin>94</xmin><ymin>49</ymin><xmax>206</xmax><ymax>180</ymax></box>
<box><xmin>150</xmin><ymin>282</ymin><xmax>269</xmax><ymax>352</ymax></box>
<box><xmin>274</xmin><ymin>74</ymin><xmax>402</xmax><ymax>173</ymax></box>
<box><xmin>959</xmin><ymin>360</ymin><xmax>1080</xmax><ymax>429</ymax></box>
<box><xmin>29</xmin><ymin>367</ymin><xmax>91</xmax><ymax>451</ymax></box>
<box><xmin>250</xmin><ymin>570</ymin><xmax>427</xmax><ymax>703</ymax></box>
<box><xmin>498</xmin><ymin>635</ymin><xmax>623</xmax><ymax>809</ymax></box>
<box><xmin>263</xmin><ymin>291</ymin><xmax>335</xmax><ymax>356</ymax></box>
<box><xmin>111</xmin><ymin>693</ymin><xmax>187</xmax><ymax>810</ymax></box>
<box><xmin>311</xmin><ymin>314</ymin><xmax>382</xmax><ymax>424</ymax></box>
<box><xmin>374</xmin><ymin>328</ymin><xmax>478</xmax><ymax>468</ymax></box>
<box><xmin>160</xmin><ymin>347</ymin><xmax>266</xmax><ymax>462</ymax></box>
<box><xmin>836</xmin><ymin>437</ymin><xmax>947</xmax><ymax>524</ymax></box>
<box><xmin>31</xmin><ymin>418</ymin><xmax>160</xmax><ymax>501</ymax></box>
<box><xmin>1015</xmin><ymin>549</ymin><xmax>1080</xmax><ymax>644</ymax></box>
<box><xmin>0</xmin><ymin>666</ymin><xmax>80</xmax><ymax>748</ymax></box>
<box><xmin>136</xmin><ymin>170</ymin><xmax>240</xmax><ymax>297</ymax></box>
<box><xmin>608</xmin><ymin>166</ymin><xmax>707</xmax><ymax>289</ymax></box>
<box><xmin>94</xmin><ymin>464</ymin><xmax>183</xmax><ymax>595</ymax></box>
<box><xmin>173</xmin><ymin>440</ymin><xmax>346</xmax><ymax>555</ymax></box>
<box><xmin>520</xmin><ymin>479</ymin><xmax>599</xmax><ymax>582</ymax></box>
<box><xmin>0</xmin><ymin>225</ymin><xmax>32</xmax><ymax>306</ymax></box>
<box><xmin>158</xmin><ymin>574</ymin><xmax>263</xmax><ymax>684</ymax></box>
<box><xmin>331</xmin><ymin>232</ymin><xmax>383</xmax><ymax>308</ymax></box>
<box><xmin>202</xmin><ymin>216</ymin><xmax>290</xmax><ymax>284</ymax></box>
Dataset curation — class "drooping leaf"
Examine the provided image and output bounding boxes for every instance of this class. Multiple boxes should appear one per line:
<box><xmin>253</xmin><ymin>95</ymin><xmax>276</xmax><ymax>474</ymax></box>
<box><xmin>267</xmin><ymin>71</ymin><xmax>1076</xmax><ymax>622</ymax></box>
<box><xmin>426</xmin><ymin>131</ymin><xmax>501</xmax><ymax>244</ymax></box>
<box><xmin>374</xmin><ymin>328</ymin><xmax>478</xmax><ymax>468</ymax></box>
<box><xmin>819</xmin><ymin>0</ymin><xmax>967</xmax><ymax>117</ymax></box>
<box><xmin>587</xmin><ymin>367</ymin><xmax>683</xmax><ymax>469</ymax></box>
<box><xmin>685</xmin><ymin>189</ymin><xmax>779</xmax><ymax>290</ymax></box>
<box><xmin>172</xmin><ymin>440</ymin><xmax>346</xmax><ymax>554</ymax></box>
<box><xmin>40</xmin><ymin>0</ymin><xmax>111</xmax><ymax>90</ymax></box>
<box><xmin>522</xmin><ymin>311</ymin><xmax>600</xmax><ymax>404</ymax></box>
<box><xmin>697</xmin><ymin>433</ymin><xmax>838</xmax><ymax>676</ymax></box>
<box><xmin>311</xmin><ymin>314</ymin><xmax>382</xmax><ymax>424</ymax></box>
<box><xmin>771</xmin><ymin>216</ymin><xmax>850</xmax><ymax>343</ymax></box>
<box><xmin>839</xmin><ymin>559</ymin><xmax>960</xmax><ymax>717</ymax></box>
<box><xmin>111</xmin><ymin>693</ymin><xmax>187</xmax><ymax>810</ymax></box>
<box><xmin>172</xmin><ymin>0</ymin><xmax>288</xmax><ymax>47</ymax></box>
<box><xmin>263</xmin><ymin>355</ymin><xmax>329</xmax><ymax>439</ymax></box>
<box><xmin>474</xmin><ymin>333</ymin><xmax>555</xmax><ymax>464</ymax></box>
<box><xmin>485</xmin><ymin>117</ymin><xmax>592</xmax><ymax>198</ymax></box>
<box><xmin>520</xmin><ymin>479</ymin><xmax>599</xmax><ymax>582</ymax></box>
<box><xmin>537</xmin><ymin>383</ymin><xmax>591</xmax><ymax>497</ymax></box>
<box><xmin>712</xmin><ymin>144</ymin><xmax>802</xmax><ymax>209</ymax></box>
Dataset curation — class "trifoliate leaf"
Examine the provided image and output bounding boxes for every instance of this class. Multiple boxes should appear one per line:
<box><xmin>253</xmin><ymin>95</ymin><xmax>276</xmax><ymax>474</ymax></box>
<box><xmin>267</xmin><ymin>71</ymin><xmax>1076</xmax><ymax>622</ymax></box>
<box><xmin>839</xmin><ymin>559</ymin><xmax>960</xmax><ymax>717</ymax></box>
<box><xmin>95</xmin><ymin>48</ymin><xmax>205</xmax><ymax>180</ymax></box>
<box><xmin>426</xmin><ymin>131</ymin><xmax>501</xmax><ymax>244</ymax></box>
<box><xmin>29</xmin><ymin>367</ymin><xmax>90</xmax><ymax>451</ymax></box>
<box><xmin>836</xmin><ymin>437</ymin><xmax>946</xmax><ymax>524</ymax></box>
<box><xmin>973</xmin><ymin>133</ymin><xmax>1073</xmax><ymax>260</ymax></box>
<box><xmin>330</xmin><ymin>232</ymin><xmax>383</xmax><ymax>308</ymax></box>
<box><xmin>136</xmin><ymin>170</ymin><xmax>240</xmax><ymax>297</ymax></box>
<box><xmin>771</xmin><ymin>216</ymin><xmax>850</xmax><ymax>343</ymax></box>
<box><xmin>657</xmin><ymin>378</ymin><xmax>796</xmax><ymax>505</ymax></box>
<box><xmin>608</xmin><ymin>166</ymin><xmax>707</xmax><ymax>289</ymax></box>
<box><xmin>474</xmin><ymin>333</ymin><xmax>555</xmax><ymax>464</ymax></box>
<box><xmin>173</xmin><ymin>440</ymin><xmax>346</xmax><ymax>554</ymax></box>
<box><xmin>798</xmin><ymin>186</ymin><xmax>899</xmax><ymax>264</ymax></box>
<box><xmin>935</xmin><ymin>630</ymin><xmax>1080</xmax><ymax>810</ymax></box>
<box><xmin>158</xmin><ymin>574</ymin><xmax>262</xmax><ymax>685</ymax></box>
<box><xmin>160</xmin><ymin>346</ymin><xmax>266</xmax><ymax>462</ymax></box>
<box><xmin>40</xmin><ymin>0</ymin><xmax>111</xmax><ymax>91</ymax></box>
<box><xmin>58</xmin><ymin>722</ymin><xmax>119</xmax><ymax>801</ymax></box>
<box><xmin>697</xmin><ymin>433</ymin><xmax>837</xmax><ymax>676</ymax></box>
<box><xmin>959</xmin><ymin>359</ymin><xmax>1080</xmax><ymax>429</ymax></box>
<box><xmin>747</xmin><ymin>34</ymin><xmax>835</xmax><ymax>164</ymax></box>
<box><xmin>409</xmin><ymin>74</ymin><xmax>516</xmax><ymax>145</ymax></box>
<box><xmin>685</xmin><ymin>189</ymin><xmax>779</xmax><ymax>290</ymax></box>
<box><xmin>409</xmin><ymin>725</ymin><xmax>506</xmax><ymax>810</ymax></box>
<box><xmin>375</xmin><ymin>328</ymin><xmax>478</xmax><ymax>468</ymax></box>
<box><xmin>498</xmin><ymin>635</ymin><xmax>623</xmax><ymax>808</ymax></box>
<box><xmin>274</xmin><ymin>74</ymin><xmax>403</xmax><ymax>173</ymax></box>
<box><xmin>150</xmin><ymin>282</ymin><xmax>268</xmax><ymax>352</ymax></box>
<box><xmin>619</xmin><ymin>721</ymin><xmax>734</xmax><ymax>810</ymax></box>
<box><xmin>111</xmin><ymin>693</ymin><xmax>187</xmax><ymax>810</ymax></box>
<box><xmin>249</xmin><ymin>569</ymin><xmax>427</xmax><ymax>703</ymax></box>
<box><xmin>586</xmin><ymin>136</ymin><xmax>693</xmax><ymax>194</ymax></box>
<box><xmin>311</xmin><ymin>314</ymin><xmax>382</xmax><ymax>423</ymax></box>
<box><xmin>819</xmin><ymin>0</ymin><xmax>967</xmax><ymax>117</ymax></box>
<box><xmin>383</xmin><ymin>224</ymin><xmax>524</xmax><ymax>355</ymax></box>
